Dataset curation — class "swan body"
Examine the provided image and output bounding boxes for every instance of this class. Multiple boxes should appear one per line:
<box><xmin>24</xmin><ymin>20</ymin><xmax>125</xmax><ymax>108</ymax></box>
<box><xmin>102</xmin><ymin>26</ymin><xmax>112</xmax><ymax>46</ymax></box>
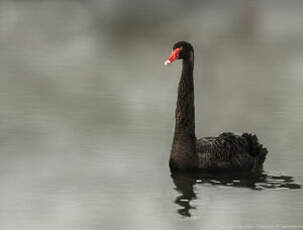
<box><xmin>196</xmin><ymin>132</ymin><xmax>267</xmax><ymax>172</ymax></box>
<box><xmin>165</xmin><ymin>41</ymin><xmax>268</xmax><ymax>172</ymax></box>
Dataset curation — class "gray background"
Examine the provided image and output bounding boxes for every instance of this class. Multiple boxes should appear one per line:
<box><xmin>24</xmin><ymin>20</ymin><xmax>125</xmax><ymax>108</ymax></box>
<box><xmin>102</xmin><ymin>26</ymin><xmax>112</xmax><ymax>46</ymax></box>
<box><xmin>0</xmin><ymin>0</ymin><xmax>302</xmax><ymax>229</ymax></box>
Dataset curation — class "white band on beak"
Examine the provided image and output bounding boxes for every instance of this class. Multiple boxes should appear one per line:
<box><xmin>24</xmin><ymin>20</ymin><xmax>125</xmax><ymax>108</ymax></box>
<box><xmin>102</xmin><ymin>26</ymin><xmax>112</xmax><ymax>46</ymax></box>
<box><xmin>164</xmin><ymin>60</ymin><xmax>171</xmax><ymax>65</ymax></box>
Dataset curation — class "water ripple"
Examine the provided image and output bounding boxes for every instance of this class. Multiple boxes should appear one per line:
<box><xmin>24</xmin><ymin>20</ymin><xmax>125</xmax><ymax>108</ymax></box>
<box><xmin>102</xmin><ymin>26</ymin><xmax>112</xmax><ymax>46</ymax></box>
<box><xmin>171</xmin><ymin>172</ymin><xmax>301</xmax><ymax>217</ymax></box>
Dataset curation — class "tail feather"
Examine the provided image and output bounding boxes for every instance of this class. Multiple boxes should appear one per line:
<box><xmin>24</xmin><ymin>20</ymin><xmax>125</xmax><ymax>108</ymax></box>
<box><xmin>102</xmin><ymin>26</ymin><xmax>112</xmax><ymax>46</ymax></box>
<box><xmin>242</xmin><ymin>133</ymin><xmax>268</xmax><ymax>169</ymax></box>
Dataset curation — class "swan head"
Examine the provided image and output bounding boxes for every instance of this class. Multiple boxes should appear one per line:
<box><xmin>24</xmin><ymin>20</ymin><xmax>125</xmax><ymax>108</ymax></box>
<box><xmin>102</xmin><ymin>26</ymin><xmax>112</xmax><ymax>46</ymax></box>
<box><xmin>164</xmin><ymin>41</ymin><xmax>194</xmax><ymax>65</ymax></box>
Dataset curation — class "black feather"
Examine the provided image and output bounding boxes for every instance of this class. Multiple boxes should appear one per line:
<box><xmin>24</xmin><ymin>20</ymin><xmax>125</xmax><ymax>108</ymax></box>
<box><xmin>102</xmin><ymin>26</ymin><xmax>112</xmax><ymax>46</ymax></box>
<box><xmin>196</xmin><ymin>132</ymin><xmax>268</xmax><ymax>172</ymax></box>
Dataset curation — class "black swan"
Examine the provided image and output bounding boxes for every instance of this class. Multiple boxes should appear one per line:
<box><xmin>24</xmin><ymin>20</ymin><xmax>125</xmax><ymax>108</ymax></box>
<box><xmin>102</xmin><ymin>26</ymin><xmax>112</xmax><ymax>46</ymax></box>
<box><xmin>164</xmin><ymin>41</ymin><xmax>268</xmax><ymax>172</ymax></box>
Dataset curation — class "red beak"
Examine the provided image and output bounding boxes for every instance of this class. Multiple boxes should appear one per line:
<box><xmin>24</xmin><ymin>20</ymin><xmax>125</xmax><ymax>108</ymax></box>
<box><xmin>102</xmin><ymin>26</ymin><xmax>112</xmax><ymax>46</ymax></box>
<box><xmin>164</xmin><ymin>48</ymin><xmax>182</xmax><ymax>65</ymax></box>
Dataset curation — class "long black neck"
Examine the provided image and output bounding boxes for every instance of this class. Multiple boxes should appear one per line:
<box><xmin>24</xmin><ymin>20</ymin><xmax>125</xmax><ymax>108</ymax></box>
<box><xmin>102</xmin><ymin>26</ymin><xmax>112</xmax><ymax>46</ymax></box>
<box><xmin>170</xmin><ymin>55</ymin><xmax>198</xmax><ymax>171</ymax></box>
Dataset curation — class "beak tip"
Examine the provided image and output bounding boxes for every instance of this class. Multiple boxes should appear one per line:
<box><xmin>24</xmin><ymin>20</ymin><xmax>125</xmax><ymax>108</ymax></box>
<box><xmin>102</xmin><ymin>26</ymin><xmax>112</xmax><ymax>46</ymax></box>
<box><xmin>164</xmin><ymin>60</ymin><xmax>171</xmax><ymax>65</ymax></box>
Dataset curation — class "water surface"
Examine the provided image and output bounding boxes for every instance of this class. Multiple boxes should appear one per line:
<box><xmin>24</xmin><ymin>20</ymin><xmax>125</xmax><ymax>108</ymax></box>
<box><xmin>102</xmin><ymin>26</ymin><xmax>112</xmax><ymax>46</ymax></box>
<box><xmin>0</xmin><ymin>1</ymin><xmax>303</xmax><ymax>229</ymax></box>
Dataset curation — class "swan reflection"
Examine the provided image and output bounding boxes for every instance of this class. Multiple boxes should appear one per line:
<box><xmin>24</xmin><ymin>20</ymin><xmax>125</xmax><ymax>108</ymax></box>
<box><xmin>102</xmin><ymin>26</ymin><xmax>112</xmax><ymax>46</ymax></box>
<box><xmin>171</xmin><ymin>172</ymin><xmax>301</xmax><ymax>217</ymax></box>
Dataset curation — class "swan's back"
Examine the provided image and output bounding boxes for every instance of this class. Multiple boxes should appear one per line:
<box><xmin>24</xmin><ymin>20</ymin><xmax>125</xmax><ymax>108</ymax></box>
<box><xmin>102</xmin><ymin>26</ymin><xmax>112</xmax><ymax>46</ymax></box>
<box><xmin>196</xmin><ymin>132</ymin><xmax>267</xmax><ymax>172</ymax></box>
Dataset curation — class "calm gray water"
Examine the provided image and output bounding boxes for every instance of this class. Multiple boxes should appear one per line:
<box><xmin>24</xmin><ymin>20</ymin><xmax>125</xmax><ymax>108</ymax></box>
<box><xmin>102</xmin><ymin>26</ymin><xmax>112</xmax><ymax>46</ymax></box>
<box><xmin>0</xmin><ymin>1</ymin><xmax>303</xmax><ymax>229</ymax></box>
